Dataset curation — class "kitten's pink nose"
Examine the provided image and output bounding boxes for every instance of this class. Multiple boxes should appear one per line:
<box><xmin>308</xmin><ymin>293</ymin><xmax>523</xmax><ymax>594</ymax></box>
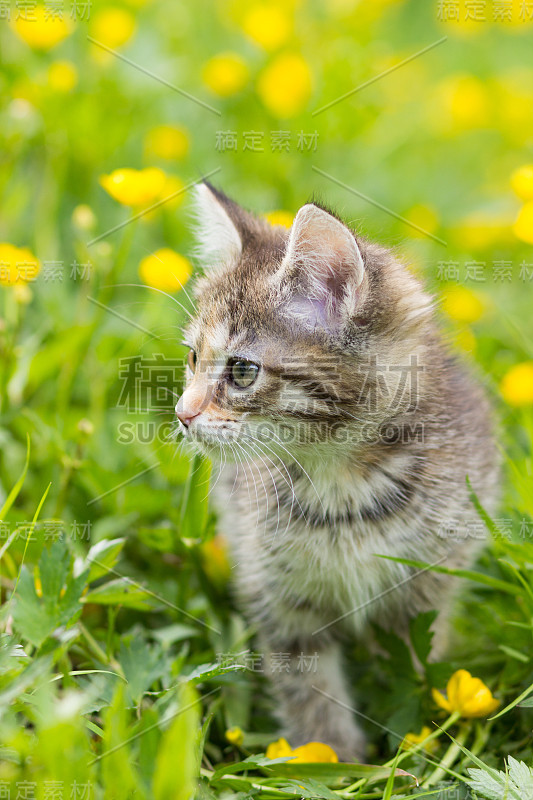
<box><xmin>176</xmin><ymin>408</ymin><xmax>200</xmax><ymax>428</ymax></box>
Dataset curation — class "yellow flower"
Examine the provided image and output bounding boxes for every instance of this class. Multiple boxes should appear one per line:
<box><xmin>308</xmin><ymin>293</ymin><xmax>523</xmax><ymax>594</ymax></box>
<box><xmin>432</xmin><ymin>669</ymin><xmax>500</xmax><ymax>718</ymax></box>
<box><xmin>139</xmin><ymin>248</ymin><xmax>192</xmax><ymax>292</ymax></box>
<box><xmin>100</xmin><ymin>168</ymin><xmax>167</xmax><ymax>207</ymax></box>
<box><xmin>0</xmin><ymin>243</ymin><xmax>40</xmax><ymax>286</ymax></box>
<box><xmin>266</xmin><ymin>737</ymin><xmax>293</xmax><ymax>759</ymax></box>
<box><xmin>264</xmin><ymin>210</ymin><xmax>294</xmax><ymax>228</ymax></box>
<box><xmin>452</xmin><ymin>211</ymin><xmax>513</xmax><ymax>250</ymax></box>
<box><xmin>493</xmin><ymin>71</ymin><xmax>533</xmax><ymax>146</ymax></box>
<box><xmin>435</xmin><ymin>75</ymin><xmax>490</xmax><ymax>133</ymax></box>
<box><xmin>441</xmin><ymin>286</ymin><xmax>485</xmax><ymax>324</ymax></box>
<box><xmin>48</xmin><ymin>60</ymin><xmax>78</xmax><ymax>92</ymax></box>
<box><xmin>257</xmin><ymin>53</ymin><xmax>312</xmax><ymax>118</ymax></box>
<box><xmin>511</xmin><ymin>164</ymin><xmax>533</xmax><ymax>201</ymax></box>
<box><xmin>139</xmin><ymin>176</ymin><xmax>186</xmax><ymax>222</ymax></box>
<box><xmin>225</xmin><ymin>727</ymin><xmax>244</xmax><ymax>746</ymax></box>
<box><xmin>200</xmin><ymin>534</ymin><xmax>231</xmax><ymax>588</ymax></box>
<box><xmin>90</xmin><ymin>8</ymin><xmax>136</xmax><ymax>49</ymax></box>
<box><xmin>72</xmin><ymin>204</ymin><xmax>96</xmax><ymax>232</ymax></box>
<box><xmin>513</xmin><ymin>201</ymin><xmax>533</xmax><ymax>244</ymax></box>
<box><xmin>11</xmin><ymin>6</ymin><xmax>71</xmax><ymax>50</ymax></box>
<box><xmin>290</xmin><ymin>743</ymin><xmax>339</xmax><ymax>763</ymax></box>
<box><xmin>404</xmin><ymin>204</ymin><xmax>439</xmax><ymax>238</ymax></box>
<box><xmin>265</xmin><ymin>738</ymin><xmax>338</xmax><ymax>762</ymax></box>
<box><xmin>145</xmin><ymin>125</ymin><xmax>190</xmax><ymax>161</ymax></box>
<box><xmin>242</xmin><ymin>3</ymin><xmax>292</xmax><ymax>51</ymax></box>
<box><xmin>202</xmin><ymin>53</ymin><xmax>249</xmax><ymax>97</ymax></box>
<box><xmin>401</xmin><ymin>726</ymin><xmax>438</xmax><ymax>754</ymax></box>
<box><xmin>501</xmin><ymin>362</ymin><xmax>533</xmax><ymax>407</ymax></box>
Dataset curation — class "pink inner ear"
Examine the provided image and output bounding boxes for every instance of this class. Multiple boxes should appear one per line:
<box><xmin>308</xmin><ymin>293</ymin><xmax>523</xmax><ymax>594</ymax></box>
<box><xmin>285</xmin><ymin>295</ymin><xmax>334</xmax><ymax>329</ymax></box>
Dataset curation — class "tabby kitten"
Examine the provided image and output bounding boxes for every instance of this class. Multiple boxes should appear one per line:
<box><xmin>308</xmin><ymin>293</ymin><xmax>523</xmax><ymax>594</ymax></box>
<box><xmin>176</xmin><ymin>182</ymin><xmax>499</xmax><ymax>761</ymax></box>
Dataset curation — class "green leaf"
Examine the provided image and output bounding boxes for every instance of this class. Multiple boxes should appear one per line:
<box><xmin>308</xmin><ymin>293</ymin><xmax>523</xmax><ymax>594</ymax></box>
<box><xmin>278</xmin><ymin>778</ymin><xmax>340</xmax><ymax>799</ymax></box>
<box><xmin>152</xmin><ymin>683</ymin><xmax>200</xmax><ymax>800</ymax></box>
<box><xmin>80</xmin><ymin>537</ymin><xmax>126</xmax><ymax>582</ymax></box>
<box><xmin>119</xmin><ymin>638</ymin><xmax>167</xmax><ymax>705</ymax></box>
<box><xmin>12</xmin><ymin>540</ymin><xmax>87</xmax><ymax>647</ymax></box>
<box><xmin>376</xmin><ymin>554</ymin><xmax>521</xmax><ymax>595</ymax></box>
<box><xmin>101</xmin><ymin>683</ymin><xmax>143</xmax><ymax>800</ymax></box>
<box><xmin>490</xmin><ymin>679</ymin><xmax>533</xmax><ymax>719</ymax></box>
<box><xmin>186</xmin><ymin>661</ymin><xmax>246</xmax><ymax>685</ymax></box>
<box><xmin>0</xmin><ymin>634</ymin><xmax>27</xmax><ymax>673</ymax></box>
<box><xmin>179</xmin><ymin>453</ymin><xmax>211</xmax><ymax>540</ymax></box>
<box><xmin>83</xmin><ymin>577</ymin><xmax>159</xmax><ymax>610</ymax></box>
<box><xmin>267</xmin><ymin>761</ymin><xmax>416</xmax><ymax>784</ymax></box>
<box><xmin>409</xmin><ymin>610</ymin><xmax>437</xmax><ymax>666</ymax></box>
<box><xmin>449</xmin><ymin>735</ymin><xmax>521</xmax><ymax>800</ymax></box>
<box><xmin>0</xmin><ymin>653</ymin><xmax>53</xmax><ymax>708</ymax></box>
<box><xmin>466</xmin><ymin>476</ymin><xmax>501</xmax><ymax>539</ymax></box>
<box><xmin>137</xmin><ymin>526</ymin><xmax>174</xmax><ymax>552</ymax></box>
<box><xmin>0</xmin><ymin>433</ymin><xmax>30</xmax><ymax>519</ymax></box>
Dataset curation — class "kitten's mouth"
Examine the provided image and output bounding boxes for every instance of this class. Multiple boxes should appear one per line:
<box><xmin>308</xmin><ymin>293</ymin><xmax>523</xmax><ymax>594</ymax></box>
<box><xmin>183</xmin><ymin>420</ymin><xmax>241</xmax><ymax>446</ymax></box>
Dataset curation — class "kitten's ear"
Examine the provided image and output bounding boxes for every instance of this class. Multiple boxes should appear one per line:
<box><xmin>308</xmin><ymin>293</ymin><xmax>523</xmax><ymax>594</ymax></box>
<box><xmin>192</xmin><ymin>182</ymin><xmax>243</xmax><ymax>268</ymax></box>
<box><xmin>278</xmin><ymin>203</ymin><xmax>365</xmax><ymax>324</ymax></box>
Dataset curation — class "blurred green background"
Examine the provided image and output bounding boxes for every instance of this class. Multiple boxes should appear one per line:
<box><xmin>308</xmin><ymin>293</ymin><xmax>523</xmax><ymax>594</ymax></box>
<box><xmin>1</xmin><ymin>0</ymin><xmax>533</xmax><ymax>797</ymax></box>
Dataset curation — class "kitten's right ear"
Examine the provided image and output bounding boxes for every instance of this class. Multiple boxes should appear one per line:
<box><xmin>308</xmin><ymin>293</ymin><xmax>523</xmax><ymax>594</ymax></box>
<box><xmin>191</xmin><ymin>182</ymin><xmax>243</xmax><ymax>268</ymax></box>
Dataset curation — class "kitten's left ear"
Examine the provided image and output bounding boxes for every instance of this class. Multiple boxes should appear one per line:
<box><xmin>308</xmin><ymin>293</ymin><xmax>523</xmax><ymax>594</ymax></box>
<box><xmin>192</xmin><ymin>182</ymin><xmax>244</xmax><ymax>268</ymax></box>
<box><xmin>277</xmin><ymin>203</ymin><xmax>365</xmax><ymax>324</ymax></box>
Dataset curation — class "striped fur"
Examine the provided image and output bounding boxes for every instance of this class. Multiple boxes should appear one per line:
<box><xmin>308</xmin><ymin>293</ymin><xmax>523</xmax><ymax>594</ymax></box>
<box><xmin>176</xmin><ymin>183</ymin><xmax>500</xmax><ymax>760</ymax></box>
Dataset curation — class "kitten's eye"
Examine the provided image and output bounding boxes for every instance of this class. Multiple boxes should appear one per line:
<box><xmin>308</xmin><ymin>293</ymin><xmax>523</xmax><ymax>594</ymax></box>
<box><xmin>228</xmin><ymin>358</ymin><xmax>260</xmax><ymax>389</ymax></box>
<box><xmin>187</xmin><ymin>349</ymin><xmax>197</xmax><ymax>373</ymax></box>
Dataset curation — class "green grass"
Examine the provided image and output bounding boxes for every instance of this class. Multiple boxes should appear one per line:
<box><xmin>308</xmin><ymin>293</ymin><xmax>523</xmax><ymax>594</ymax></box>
<box><xmin>1</xmin><ymin>0</ymin><xmax>533</xmax><ymax>797</ymax></box>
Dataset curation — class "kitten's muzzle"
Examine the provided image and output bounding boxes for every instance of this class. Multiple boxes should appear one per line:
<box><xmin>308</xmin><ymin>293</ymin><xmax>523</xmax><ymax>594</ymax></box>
<box><xmin>175</xmin><ymin>408</ymin><xmax>200</xmax><ymax>428</ymax></box>
<box><xmin>175</xmin><ymin>381</ymin><xmax>211</xmax><ymax>428</ymax></box>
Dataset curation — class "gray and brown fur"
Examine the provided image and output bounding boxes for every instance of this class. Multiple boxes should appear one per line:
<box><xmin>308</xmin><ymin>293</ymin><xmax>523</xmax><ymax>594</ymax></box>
<box><xmin>176</xmin><ymin>182</ymin><xmax>500</xmax><ymax>760</ymax></box>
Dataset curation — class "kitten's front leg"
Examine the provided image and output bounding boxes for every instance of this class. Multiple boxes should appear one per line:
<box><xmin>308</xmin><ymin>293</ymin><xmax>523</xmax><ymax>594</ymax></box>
<box><xmin>262</xmin><ymin>635</ymin><xmax>366</xmax><ymax>763</ymax></box>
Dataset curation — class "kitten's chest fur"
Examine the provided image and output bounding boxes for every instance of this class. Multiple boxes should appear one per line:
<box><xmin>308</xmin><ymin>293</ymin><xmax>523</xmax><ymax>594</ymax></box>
<box><xmin>214</xmin><ymin>447</ymin><xmax>439</xmax><ymax>637</ymax></box>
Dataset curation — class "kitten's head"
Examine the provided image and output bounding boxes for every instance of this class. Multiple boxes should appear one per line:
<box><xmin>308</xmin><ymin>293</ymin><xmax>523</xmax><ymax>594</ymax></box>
<box><xmin>176</xmin><ymin>182</ymin><xmax>433</xmax><ymax>460</ymax></box>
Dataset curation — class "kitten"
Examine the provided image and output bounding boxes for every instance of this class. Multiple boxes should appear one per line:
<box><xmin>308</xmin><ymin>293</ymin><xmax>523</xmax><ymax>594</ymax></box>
<box><xmin>176</xmin><ymin>182</ymin><xmax>500</xmax><ymax>761</ymax></box>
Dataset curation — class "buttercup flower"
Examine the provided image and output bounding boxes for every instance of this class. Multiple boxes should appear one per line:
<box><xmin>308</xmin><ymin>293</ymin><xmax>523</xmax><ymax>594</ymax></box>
<box><xmin>266</xmin><ymin>737</ymin><xmax>292</xmax><ymax>759</ymax></box>
<box><xmin>405</xmin><ymin>204</ymin><xmax>439</xmax><ymax>238</ymax></box>
<box><xmin>452</xmin><ymin>211</ymin><xmax>513</xmax><ymax>250</ymax></box>
<box><xmin>257</xmin><ymin>53</ymin><xmax>312</xmax><ymax>118</ymax></box>
<box><xmin>200</xmin><ymin>535</ymin><xmax>231</xmax><ymax>588</ymax></box>
<box><xmin>401</xmin><ymin>726</ymin><xmax>438</xmax><ymax>754</ymax></box>
<box><xmin>100</xmin><ymin>168</ymin><xmax>167</xmax><ymax>207</ymax></box>
<box><xmin>432</xmin><ymin>669</ymin><xmax>500</xmax><ymax>718</ymax></box>
<box><xmin>0</xmin><ymin>243</ymin><xmax>40</xmax><ymax>287</ymax></box>
<box><xmin>500</xmin><ymin>362</ymin><xmax>533</xmax><ymax>407</ymax></box>
<box><xmin>225</xmin><ymin>727</ymin><xmax>244</xmax><ymax>746</ymax></box>
<box><xmin>290</xmin><ymin>743</ymin><xmax>339</xmax><ymax>763</ymax></box>
<box><xmin>242</xmin><ymin>3</ymin><xmax>292</xmax><ymax>51</ymax></box>
<box><xmin>266</xmin><ymin>738</ymin><xmax>338</xmax><ymax>762</ymax></box>
<box><xmin>90</xmin><ymin>8</ymin><xmax>136</xmax><ymax>49</ymax></box>
<box><xmin>139</xmin><ymin>248</ymin><xmax>192</xmax><ymax>292</ymax></box>
<box><xmin>511</xmin><ymin>164</ymin><xmax>533</xmax><ymax>201</ymax></box>
<box><xmin>202</xmin><ymin>53</ymin><xmax>249</xmax><ymax>97</ymax></box>
<box><xmin>72</xmin><ymin>205</ymin><xmax>96</xmax><ymax>232</ymax></box>
<box><xmin>145</xmin><ymin>125</ymin><xmax>190</xmax><ymax>160</ymax></box>
<box><xmin>436</xmin><ymin>75</ymin><xmax>490</xmax><ymax>133</ymax></box>
<box><xmin>513</xmin><ymin>201</ymin><xmax>533</xmax><ymax>245</ymax></box>
<box><xmin>48</xmin><ymin>60</ymin><xmax>78</xmax><ymax>92</ymax></box>
<box><xmin>11</xmin><ymin>6</ymin><xmax>71</xmax><ymax>50</ymax></box>
<box><xmin>264</xmin><ymin>210</ymin><xmax>294</xmax><ymax>228</ymax></box>
<box><xmin>441</xmin><ymin>286</ymin><xmax>485</xmax><ymax>324</ymax></box>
